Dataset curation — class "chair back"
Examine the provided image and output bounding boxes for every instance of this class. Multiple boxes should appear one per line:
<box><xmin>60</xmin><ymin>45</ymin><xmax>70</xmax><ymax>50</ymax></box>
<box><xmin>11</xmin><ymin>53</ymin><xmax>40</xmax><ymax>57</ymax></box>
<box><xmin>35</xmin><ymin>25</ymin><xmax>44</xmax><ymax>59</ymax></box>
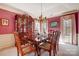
<box><xmin>14</xmin><ymin>32</ymin><xmax>21</xmax><ymax>47</ymax></box>
<box><xmin>52</xmin><ymin>31</ymin><xmax>61</xmax><ymax>44</ymax></box>
<box><xmin>48</xmin><ymin>33</ymin><xmax>53</xmax><ymax>40</ymax></box>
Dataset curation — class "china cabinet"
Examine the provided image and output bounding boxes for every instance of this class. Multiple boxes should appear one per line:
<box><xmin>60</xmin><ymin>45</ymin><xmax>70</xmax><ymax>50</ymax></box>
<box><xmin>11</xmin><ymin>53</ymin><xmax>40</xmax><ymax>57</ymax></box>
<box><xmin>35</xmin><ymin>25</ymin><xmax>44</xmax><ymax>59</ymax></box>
<box><xmin>15</xmin><ymin>15</ymin><xmax>35</xmax><ymax>45</ymax></box>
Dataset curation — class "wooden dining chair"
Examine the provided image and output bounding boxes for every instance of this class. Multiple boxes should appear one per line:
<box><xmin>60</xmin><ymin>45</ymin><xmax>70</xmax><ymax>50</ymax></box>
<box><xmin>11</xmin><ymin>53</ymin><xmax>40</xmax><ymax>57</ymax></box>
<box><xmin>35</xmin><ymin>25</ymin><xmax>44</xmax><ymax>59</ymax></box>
<box><xmin>38</xmin><ymin>31</ymin><xmax>60</xmax><ymax>56</ymax></box>
<box><xmin>52</xmin><ymin>31</ymin><xmax>61</xmax><ymax>55</ymax></box>
<box><xmin>38</xmin><ymin>33</ymin><xmax>53</xmax><ymax>56</ymax></box>
<box><xmin>14</xmin><ymin>32</ymin><xmax>36</xmax><ymax>56</ymax></box>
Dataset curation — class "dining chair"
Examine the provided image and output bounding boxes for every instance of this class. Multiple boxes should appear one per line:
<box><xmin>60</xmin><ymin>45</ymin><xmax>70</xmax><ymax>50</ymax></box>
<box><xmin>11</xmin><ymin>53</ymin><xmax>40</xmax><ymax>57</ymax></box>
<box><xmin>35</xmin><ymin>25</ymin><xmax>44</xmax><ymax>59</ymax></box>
<box><xmin>14</xmin><ymin>32</ymin><xmax>36</xmax><ymax>56</ymax></box>
<box><xmin>38</xmin><ymin>33</ymin><xmax>53</xmax><ymax>56</ymax></box>
<box><xmin>38</xmin><ymin>31</ymin><xmax>60</xmax><ymax>56</ymax></box>
<box><xmin>52</xmin><ymin>31</ymin><xmax>61</xmax><ymax>55</ymax></box>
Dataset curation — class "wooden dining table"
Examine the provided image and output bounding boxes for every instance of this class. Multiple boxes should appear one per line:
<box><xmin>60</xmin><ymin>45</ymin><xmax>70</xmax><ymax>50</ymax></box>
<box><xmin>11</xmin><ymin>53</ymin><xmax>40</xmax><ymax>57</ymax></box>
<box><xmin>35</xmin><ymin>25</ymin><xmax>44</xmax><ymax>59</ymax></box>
<box><xmin>23</xmin><ymin>33</ymin><xmax>48</xmax><ymax>56</ymax></box>
<box><xmin>27</xmin><ymin>36</ymin><xmax>48</xmax><ymax>55</ymax></box>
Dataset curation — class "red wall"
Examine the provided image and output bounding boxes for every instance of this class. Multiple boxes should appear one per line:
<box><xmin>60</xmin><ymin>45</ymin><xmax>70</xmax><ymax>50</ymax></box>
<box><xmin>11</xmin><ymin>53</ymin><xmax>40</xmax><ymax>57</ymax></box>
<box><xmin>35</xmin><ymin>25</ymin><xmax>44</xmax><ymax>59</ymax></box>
<box><xmin>47</xmin><ymin>16</ymin><xmax>60</xmax><ymax>32</ymax></box>
<box><xmin>0</xmin><ymin>9</ymin><xmax>16</xmax><ymax>34</ymax></box>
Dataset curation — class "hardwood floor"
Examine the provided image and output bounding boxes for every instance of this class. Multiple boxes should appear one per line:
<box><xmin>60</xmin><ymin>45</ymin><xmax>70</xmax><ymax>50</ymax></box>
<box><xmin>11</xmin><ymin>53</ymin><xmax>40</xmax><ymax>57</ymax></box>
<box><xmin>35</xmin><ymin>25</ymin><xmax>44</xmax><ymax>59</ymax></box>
<box><xmin>0</xmin><ymin>43</ymin><xmax>79</xmax><ymax>56</ymax></box>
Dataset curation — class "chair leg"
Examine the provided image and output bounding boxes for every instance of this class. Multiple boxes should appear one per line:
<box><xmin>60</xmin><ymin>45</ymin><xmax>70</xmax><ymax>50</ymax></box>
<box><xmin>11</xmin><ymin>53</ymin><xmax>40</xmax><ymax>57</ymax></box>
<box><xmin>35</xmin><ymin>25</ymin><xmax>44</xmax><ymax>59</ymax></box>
<box><xmin>53</xmin><ymin>53</ymin><xmax>55</xmax><ymax>56</ymax></box>
<box><xmin>34</xmin><ymin>51</ymin><xmax>37</xmax><ymax>56</ymax></box>
<box><xmin>39</xmin><ymin>49</ymin><xmax>41</xmax><ymax>56</ymax></box>
<box><xmin>53</xmin><ymin>48</ymin><xmax>56</xmax><ymax>56</ymax></box>
<box><xmin>55</xmin><ymin>44</ymin><xmax>59</xmax><ymax>54</ymax></box>
<box><xmin>36</xmin><ymin>47</ymin><xmax>40</xmax><ymax>56</ymax></box>
<box><xmin>53</xmin><ymin>45</ymin><xmax>57</xmax><ymax>56</ymax></box>
<box><xmin>17</xmin><ymin>51</ymin><xmax>19</xmax><ymax>56</ymax></box>
<box><xmin>49</xmin><ymin>50</ymin><xmax>51</xmax><ymax>56</ymax></box>
<box><xmin>38</xmin><ymin>48</ymin><xmax>41</xmax><ymax>56</ymax></box>
<box><xmin>53</xmin><ymin>50</ymin><xmax>56</xmax><ymax>56</ymax></box>
<box><xmin>57</xmin><ymin>44</ymin><xmax>59</xmax><ymax>51</ymax></box>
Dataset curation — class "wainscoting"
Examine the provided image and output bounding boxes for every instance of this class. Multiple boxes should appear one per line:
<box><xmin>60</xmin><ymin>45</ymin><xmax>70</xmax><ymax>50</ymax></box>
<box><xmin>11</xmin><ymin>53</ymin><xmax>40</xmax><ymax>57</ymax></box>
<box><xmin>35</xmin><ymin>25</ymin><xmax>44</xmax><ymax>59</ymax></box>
<box><xmin>0</xmin><ymin>34</ymin><xmax>15</xmax><ymax>50</ymax></box>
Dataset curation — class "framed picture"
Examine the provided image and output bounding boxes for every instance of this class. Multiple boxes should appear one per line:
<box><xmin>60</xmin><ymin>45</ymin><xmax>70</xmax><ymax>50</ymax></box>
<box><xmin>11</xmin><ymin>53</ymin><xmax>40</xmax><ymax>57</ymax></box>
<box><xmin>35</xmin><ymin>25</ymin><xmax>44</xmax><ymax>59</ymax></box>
<box><xmin>2</xmin><ymin>18</ymin><xmax>9</xmax><ymax>26</ymax></box>
<box><xmin>50</xmin><ymin>21</ymin><xmax>58</xmax><ymax>28</ymax></box>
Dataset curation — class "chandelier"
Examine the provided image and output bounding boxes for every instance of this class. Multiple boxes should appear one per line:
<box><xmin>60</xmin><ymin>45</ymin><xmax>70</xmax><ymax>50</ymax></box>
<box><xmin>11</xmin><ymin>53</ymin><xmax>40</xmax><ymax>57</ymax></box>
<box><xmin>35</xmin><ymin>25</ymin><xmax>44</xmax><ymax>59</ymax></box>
<box><xmin>38</xmin><ymin>2</ymin><xmax>42</xmax><ymax>33</ymax></box>
<box><xmin>39</xmin><ymin>2</ymin><xmax>44</xmax><ymax>22</ymax></box>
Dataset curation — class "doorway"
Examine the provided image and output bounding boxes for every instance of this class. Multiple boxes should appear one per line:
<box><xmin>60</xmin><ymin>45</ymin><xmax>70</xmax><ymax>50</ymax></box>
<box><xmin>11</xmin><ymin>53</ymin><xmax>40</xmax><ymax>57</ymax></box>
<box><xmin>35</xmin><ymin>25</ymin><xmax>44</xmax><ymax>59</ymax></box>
<box><xmin>62</xmin><ymin>19</ymin><xmax>72</xmax><ymax>44</ymax></box>
<box><xmin>60</xmin><ymin>14</ymin><xmax>77</xmax><ymax>45</ymax></box>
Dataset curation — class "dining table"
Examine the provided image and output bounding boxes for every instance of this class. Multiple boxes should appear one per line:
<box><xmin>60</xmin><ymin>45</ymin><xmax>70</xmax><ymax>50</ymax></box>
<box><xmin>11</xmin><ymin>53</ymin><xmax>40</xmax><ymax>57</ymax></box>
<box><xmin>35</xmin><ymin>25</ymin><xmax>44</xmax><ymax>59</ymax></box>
<box><xmin>23</xmin><ymin>33</ymin><xmax>48</xmax><ymax>56</ymax></box>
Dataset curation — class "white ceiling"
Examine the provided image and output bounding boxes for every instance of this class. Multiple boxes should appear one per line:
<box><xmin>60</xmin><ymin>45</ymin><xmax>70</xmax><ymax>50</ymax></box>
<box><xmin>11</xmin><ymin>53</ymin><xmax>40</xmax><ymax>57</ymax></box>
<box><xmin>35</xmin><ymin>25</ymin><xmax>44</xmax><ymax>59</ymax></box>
<box><xmin>0</xmin><ymin>3</ymin><xmax>79</xmax><ymax>18</ymax></box>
